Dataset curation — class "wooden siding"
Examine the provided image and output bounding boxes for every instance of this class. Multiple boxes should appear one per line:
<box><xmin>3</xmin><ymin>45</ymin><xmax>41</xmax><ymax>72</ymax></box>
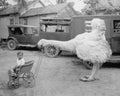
<box><xmin>0</xmin><ymin>16</ymin><xmax>10</xmax><ymax>39</ymax></box>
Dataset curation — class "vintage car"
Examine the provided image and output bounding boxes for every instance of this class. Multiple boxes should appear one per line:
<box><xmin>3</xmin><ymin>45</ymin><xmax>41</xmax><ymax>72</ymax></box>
<box><xmin>7</xmin><ymin>19</ymin><xmax>71</xmax><ymax>50</ymax></box>
<box><xmin>7</xmin><ymin>24</ymin><xmax>39</xmax><ymax>50</ymax></box>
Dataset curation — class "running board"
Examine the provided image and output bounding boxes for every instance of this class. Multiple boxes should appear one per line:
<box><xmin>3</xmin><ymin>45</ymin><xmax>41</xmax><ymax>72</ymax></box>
<box><xmin>108</xmin><ymin>56</ymin><xmax>120</xmax><ymax>63</ymax></box>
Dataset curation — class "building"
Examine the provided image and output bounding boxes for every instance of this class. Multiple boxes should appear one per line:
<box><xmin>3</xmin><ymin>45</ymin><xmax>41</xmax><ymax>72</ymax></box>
<box><xmin>21</xmin><ymin>3</ymin><xmax>77</xmax><ymax>26</ymax></box>
<box><xmin>0</xmin><ymin>0</ymin><xmax>44</xmax><ymax>39</ymax></box>
<box><xmin>0</xmin><ymin>5</ymin><xmax>19</xmax><ymax>39</ymax></box>
<box><xmin>0</xmin><ymin>2</ymin><xmax>77</xmax><ymax>39</ymax></box>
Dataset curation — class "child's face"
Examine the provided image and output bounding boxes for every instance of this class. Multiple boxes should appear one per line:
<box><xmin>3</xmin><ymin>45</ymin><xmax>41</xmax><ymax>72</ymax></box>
<box><xmin>17</xmin><ymin>54</ymin><xmax>23</xmax><ymax>59</ymax></box>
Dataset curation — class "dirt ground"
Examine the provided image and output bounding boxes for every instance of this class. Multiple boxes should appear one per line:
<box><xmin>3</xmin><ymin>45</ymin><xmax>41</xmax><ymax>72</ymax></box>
<box><xmin>0</xmin><ymin>47</ymin><xmax>120</xmax><ymax>96</ymax></box>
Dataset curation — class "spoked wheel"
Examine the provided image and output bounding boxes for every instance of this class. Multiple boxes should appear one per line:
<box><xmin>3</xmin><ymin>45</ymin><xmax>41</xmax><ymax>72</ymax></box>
<box><xmin>44</xmin><ymin>44</ymin><xmax>60</xmax><ymax>58</ymax></box>
<box><xmin>23</xmin><ymin>72</ymin><xmax>35</xmax><ymax>88</ymax></box>
<box><xmin>7</xmin><ymin>39</ymin><xmax>17</xmax><ymax>50</ymax></box>
<box><xmin>83</xmin><ymin>61</ymin><xmax>93</xmax><ymax>69</ymax></box>
<box><xmin>7</xmin><ymin>80</ymin><xmax>19</xmax><ymax>89</ymax></box>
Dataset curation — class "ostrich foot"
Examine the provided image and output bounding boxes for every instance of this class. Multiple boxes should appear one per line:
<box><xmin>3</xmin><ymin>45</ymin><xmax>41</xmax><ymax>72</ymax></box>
<box><xmin>80</xmin><ymin>75</ymin><xmax>99</xmax><ymax>82</ymax></box>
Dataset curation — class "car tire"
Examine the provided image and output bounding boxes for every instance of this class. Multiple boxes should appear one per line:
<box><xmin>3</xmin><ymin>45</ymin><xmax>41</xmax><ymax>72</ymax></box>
<box><xmin>44</xmin><ymin>44</ymin><xmax>60</xmax><ymax>58</ymax></box>
<box><xmin>7</xmin><ymin>39</ymin><xmax>17</xmax><ymax>50</ymax></box>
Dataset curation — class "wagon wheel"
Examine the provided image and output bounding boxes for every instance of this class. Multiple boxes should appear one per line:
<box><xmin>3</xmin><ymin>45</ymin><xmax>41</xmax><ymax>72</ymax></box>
<box><xmin>83</xmin><ymin>61</ymin><xmax>93</xmax><ymax>69</ymax></box>
<box><xmin>44</xmin><ymin>44</ymin><xmax>60</xmax><ymax>58</ymax></box>
<box><xmin>7</xmin><ymin>80</ymin><xmax>19</xmax><ymax>89</ymax></box>
<box><xmin>23</xmin><ymin>72</ymin><xmax>35</xmax><ymax>88</ymax></box>
<box><xmin>7</xmin><ymin>39</ymin><xmax>17</xmax><ymax>50</ymax></box>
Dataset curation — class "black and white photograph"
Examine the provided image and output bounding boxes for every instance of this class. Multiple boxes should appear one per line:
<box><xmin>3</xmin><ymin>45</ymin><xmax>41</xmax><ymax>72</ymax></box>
<box><xmin>0</xmin><ymin>0</ymin><xmax>120</xmax><ymax>96</ymax></box>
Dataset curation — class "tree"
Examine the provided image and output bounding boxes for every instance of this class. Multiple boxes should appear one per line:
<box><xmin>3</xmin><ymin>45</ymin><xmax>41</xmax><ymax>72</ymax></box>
<box><xmin>0</xmin><ymin>0</ymin><xmax>9</xmax><ymax>9</ymax></box>
<box><xmin>13</xmin><ymin>0</ymin><xmax>27</xmax><ymax>11</ymax></box>
<box><xmin>81</xmin><ymin>0</ymin><xmax>120</xmax><ymax>15</ymax></box>
<box><xmin>81</xmin><ymin>0</ymin><xmax>99</xmax><ymax>15</ymax></box>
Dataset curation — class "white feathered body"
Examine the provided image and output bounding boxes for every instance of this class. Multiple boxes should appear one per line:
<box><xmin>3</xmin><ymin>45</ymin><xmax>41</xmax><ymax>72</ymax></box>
<box><xmin>37</xmin><ymin>19</ymin><xmax>112</xmax><ymax>64</ymax></box>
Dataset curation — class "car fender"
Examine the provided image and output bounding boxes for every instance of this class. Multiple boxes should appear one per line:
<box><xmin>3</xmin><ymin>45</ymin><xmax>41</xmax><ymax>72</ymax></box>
<box><xmin>7</xmin><ymin>37</ymin><xmax>19</xmax><ymax>44</ymax></box>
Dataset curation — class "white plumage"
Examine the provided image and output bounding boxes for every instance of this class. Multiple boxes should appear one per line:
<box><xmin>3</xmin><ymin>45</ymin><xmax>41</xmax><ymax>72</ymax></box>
<box><xmin>37</xmin><ymin>18</ymin><xmax>112</xmax><ymax>82</ymax></box>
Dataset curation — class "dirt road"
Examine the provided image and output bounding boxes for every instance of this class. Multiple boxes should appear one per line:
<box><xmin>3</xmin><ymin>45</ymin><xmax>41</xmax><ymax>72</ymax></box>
<box><xmin>0</xmin><ymin>48</ymin><xmax>120</xmax><ymax>96</ymax></box>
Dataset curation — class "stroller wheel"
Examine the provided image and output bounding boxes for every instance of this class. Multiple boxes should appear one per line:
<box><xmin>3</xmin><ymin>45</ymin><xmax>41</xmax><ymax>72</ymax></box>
<box><xmin>23</xmin><ymin>72</ymin><xmax>35</xmax><ymax>88</ymax></box>
<box><xmin>23</xmin><ymin>78</ymin><xmax>35</xmax><ymax>88</ymax></box>
<box><xmin>8</xmin><ymin>80</ymin><xmax>19</xmax><ymax>89</ymax></box>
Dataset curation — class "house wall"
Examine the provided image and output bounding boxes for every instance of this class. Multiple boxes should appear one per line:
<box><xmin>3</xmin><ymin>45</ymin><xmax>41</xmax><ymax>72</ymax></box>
<box><xmin>27</xmin><ymin>16</ymin><xmax>40</xmax><ymax>26</ymax></box>
<box><xmin>25</xmin><ymin>16</ymin><xmax>40</xmax><ymax>34</ymax></box>
<box><xmin>24</xmin><ymin>14</ymin><xmax>56</xmax><ymax>26</ymax></box>
<box><xmin>24</xmin><ymin>14</ymin><xmax>56</xmax><ymax>33</ymax></box>
<box><xmin>0</xmin><ymin>15</ymin><xmax>20</xmax><ymax>39</ymax></box>
<box><xmin>0</xmin><ymin>16</ymin><xmax>10</xmax><ymax>39</ymax></box>
<box><xmin>19</xmin><ymin>18</ymin><xmax>27</xmax><ymax>25</ymax></box>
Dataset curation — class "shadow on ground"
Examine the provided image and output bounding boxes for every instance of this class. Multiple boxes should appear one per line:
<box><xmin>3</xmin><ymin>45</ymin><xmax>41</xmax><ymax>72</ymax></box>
<box><xmin>0</xmin><ymin>45</ymin><xmax>39</xmax><ymax>51</ymax></box>
<box><xmin>71</xmin><ymin>58</ymin><xmax>120</xmax><ymax>69</ymax></box>
<box><xmin>103</xmin><ymin>62</ymin><xmax>120</xmax><ymax>68</ymax></box>
<box><xmin>17</xmin><ymin>47</ymin><xmax>39</xmax><ymax>51</ymax></box>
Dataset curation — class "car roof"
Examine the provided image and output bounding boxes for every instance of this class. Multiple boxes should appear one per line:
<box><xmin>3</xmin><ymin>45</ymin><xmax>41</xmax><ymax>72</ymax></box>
<box><xmin>8</xmin><ymin>24</ymin><xmax>38</xmax><ymax>28</ymax></box>
<box><xmin>41</xmin><ymin>18</ymin><xmax>71</xmax><ymax>25</ymax></box>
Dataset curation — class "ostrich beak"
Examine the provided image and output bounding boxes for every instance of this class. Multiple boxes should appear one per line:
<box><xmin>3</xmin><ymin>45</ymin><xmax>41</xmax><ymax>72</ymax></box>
<box><xmin>37</xmin><ymin>44</ymin><xmax>44</xmax><ymax>53</ymax></box>
<box><xmin>36</xmin><ymin>44</ymin><xmax>42</xmax><ymax>49</ymax></box>
<box><xmin>39</xmin><ymin>45</ymin><xmax>44</xmax><ymax>53</ymax></box>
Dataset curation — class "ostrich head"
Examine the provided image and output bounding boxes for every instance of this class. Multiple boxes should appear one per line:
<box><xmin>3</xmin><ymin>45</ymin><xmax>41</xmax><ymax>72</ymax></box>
<box><xmin>37</xmin><ymin>39</ymin><xmax>46</xmax><ymax>49</ymax></box>
<box><xmin>90</xmin><ymin>18</ymin><xmax>106</xmax><ymax>40</ymax></box>
<box><xmin>91</xmin><ymin>18</ymin><xmax>106</xmax><ymax>32</ymax></box>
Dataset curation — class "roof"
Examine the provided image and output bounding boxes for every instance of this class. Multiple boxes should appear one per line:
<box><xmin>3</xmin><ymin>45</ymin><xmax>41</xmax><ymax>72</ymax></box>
<box><xmin>41</xmin><ymin>18</ymin><xmax>71</xmax><ymax>25</ymax></box>
<box><xmin>27</xmin><ymin>0</ymin><xmax>45</xmax><ymax>7</ymax></box>
<box><xmin>0</xmin><ymin>0</ymin><xmax>45</xmax><ymax>16</ymax></box>
<box><xmin>0</xmin><ymin>5</ymin><xmax>19</xmax><ymax>16</ymax></box>
<box><xmin>21</xmin><ymin>3</ymin><xmax>69</xmax><ymax>17</ymax></box>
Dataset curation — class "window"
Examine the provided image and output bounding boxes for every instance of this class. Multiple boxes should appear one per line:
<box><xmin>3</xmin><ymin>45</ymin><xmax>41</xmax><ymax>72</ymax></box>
<box><xmin>32</xmin><ymin>28</ymin><xmax>38</xmax><ymax>36</ymax></box>
<box><xmin>10</xmin><ymin>18</ymin><xmax>14</xmax><ymax>25</ymax></box>
<box><xmin>19</xmin><ymin>18</ymin><xmax>27</xmax><ymax>25</ymax></box>
<box><xmin>113</xmin><ymin>20</ymin><xmax>120</xmax><ymax>33</ymax></box>
<box><xmin>10</xmin><ymin>27</ymin><xmax>24</xmax><ymax>35</ymax></box>
<box><xmin>40</xmin><ymin>24</ymin><xmax>69</xmax><ymax>33</ymax></box>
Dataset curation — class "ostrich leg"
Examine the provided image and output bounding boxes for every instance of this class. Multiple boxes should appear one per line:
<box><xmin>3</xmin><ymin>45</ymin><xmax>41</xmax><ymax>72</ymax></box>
<box><xmin>80</xmin><ymin>63</ymin><xmax>100</xmax><ymax>82</ymax></box>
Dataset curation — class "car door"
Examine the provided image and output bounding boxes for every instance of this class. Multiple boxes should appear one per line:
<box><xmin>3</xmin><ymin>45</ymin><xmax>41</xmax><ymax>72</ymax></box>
<box><xmin>27</xmin><ymin>27</ymin><xmax>40</xmax><ymax>45</ymax></box>
<box><xmin>10</xmin><ymin>27</ymin><xmax>28</xmax><ymax>44</ymax></box>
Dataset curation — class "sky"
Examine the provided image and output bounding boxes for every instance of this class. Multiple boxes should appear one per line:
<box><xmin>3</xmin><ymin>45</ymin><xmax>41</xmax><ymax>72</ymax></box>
<box><xmin>7</xmin><ymin>0</ymin><xmax>85</xmax><ymax>12</ymax></box>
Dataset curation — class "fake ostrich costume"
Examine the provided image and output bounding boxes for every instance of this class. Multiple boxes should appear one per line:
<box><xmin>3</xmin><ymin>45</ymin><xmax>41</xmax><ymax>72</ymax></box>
<box><xmin>37</xmin><ymin>18</ymin><xmax>112</xmax><ymax>82</ymax></box>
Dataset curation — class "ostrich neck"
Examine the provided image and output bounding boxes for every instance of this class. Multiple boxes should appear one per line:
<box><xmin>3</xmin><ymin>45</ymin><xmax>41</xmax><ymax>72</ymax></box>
<box><xmin>91</xmin><ymin>29</ymin><xmax>105</xmax><ymax>35</ymax></box>
<box><xmin>47</xmin><ymin>39</ymin><xmax>76</xmax><ymax>53</ymax></box>
<box><xmin>90</xmin><ymin>29</ymin><xmax>106</xmax><ymax>40</ymax></box>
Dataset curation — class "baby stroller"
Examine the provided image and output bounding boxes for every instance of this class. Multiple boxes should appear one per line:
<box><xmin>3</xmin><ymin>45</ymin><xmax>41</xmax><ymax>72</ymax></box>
<box><xmin>8</xmin><ymin>60</ymin><xmax>35</xmax><ymax>89</ymax></box>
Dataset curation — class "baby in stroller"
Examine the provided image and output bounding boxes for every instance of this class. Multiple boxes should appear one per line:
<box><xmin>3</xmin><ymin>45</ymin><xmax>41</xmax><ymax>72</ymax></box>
<box><xmin>8</xmin><ymin>51</ymin><xmax>35</xmax><ymax>89</ymax></box>
<box><xmin>14</xmin><ymin>51</ymin><xmax>25</xmax><ymax>74</ymax></box>
<box><xmin>8</xmin><ymin>51</ymin><xmax>25</xmax><ymax>77</ymax></box>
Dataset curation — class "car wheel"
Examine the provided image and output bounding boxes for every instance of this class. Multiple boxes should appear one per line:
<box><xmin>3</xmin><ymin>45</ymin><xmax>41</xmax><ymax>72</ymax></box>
<box><xmin>44</xmin><ymin>44</ymin><xmax>60</xmax><ymax>58</ymax></box>
<box><xmin>7</xmin><ymin>39</ymin><xmax>17</xmax><ymax>50</ymax></box>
